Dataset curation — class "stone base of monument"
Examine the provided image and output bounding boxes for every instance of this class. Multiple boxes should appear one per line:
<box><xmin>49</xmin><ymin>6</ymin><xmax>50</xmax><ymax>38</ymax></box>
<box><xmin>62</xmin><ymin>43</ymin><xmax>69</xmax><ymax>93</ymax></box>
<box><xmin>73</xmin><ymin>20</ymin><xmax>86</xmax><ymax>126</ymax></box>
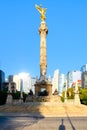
<box><xmin>19</xmin><ymin>98</ymin><xmax>23</xmax><ymax>104</ymax></box>
<box><xmin>64</xmin><ymin>94</ymin><xmax>81</xmax><ymax>105</ymax></box>
<box><xmin>12</xmin><ymin>99</ymin><xmax>23</xmax><ymax>105</ymax></box>
<box><xmin>64</xmin><ymin>98</ymin><xmax>67</xmax><ymax>103</ymax></box>
<box><xmin>74</xmin><ymin>93</ymin><xmax>80</xmax><ymax>105</ymax></box>
<box><xmin>6</xmin><ymin>94</ymin><xmax>13</xmax><ymax>105</ymax></box>
<box><xmin>49</xmin><ymin>95</ymin><xmax>61</xmax><ymax>102</ymax></box>
<box><xmin>26</xmin><ymin>95</ymin><xmax>61</xmax><ymax>102</ymax></box>
<box><xmin>35</xmin><ymin>76</ymin><xmax>52</xmax><ymax>96</ymax></box>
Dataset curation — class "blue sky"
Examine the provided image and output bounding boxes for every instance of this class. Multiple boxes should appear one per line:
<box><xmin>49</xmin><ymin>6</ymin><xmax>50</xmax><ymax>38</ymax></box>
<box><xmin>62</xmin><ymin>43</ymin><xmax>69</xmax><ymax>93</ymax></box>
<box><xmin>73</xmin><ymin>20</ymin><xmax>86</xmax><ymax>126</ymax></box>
<box><xmin>0</xmin><ymin>0</ymin><xmax>87</xmax><ymax>78</ymax></box>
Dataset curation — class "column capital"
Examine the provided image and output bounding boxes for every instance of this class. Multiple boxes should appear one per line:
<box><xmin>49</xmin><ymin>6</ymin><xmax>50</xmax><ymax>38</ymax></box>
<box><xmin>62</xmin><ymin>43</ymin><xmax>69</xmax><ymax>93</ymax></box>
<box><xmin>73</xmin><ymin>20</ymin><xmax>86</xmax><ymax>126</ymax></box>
<box><xmin>39</xmin><ymin>21</ymin><xmax>48</xmax><ymax>34</ymax></box>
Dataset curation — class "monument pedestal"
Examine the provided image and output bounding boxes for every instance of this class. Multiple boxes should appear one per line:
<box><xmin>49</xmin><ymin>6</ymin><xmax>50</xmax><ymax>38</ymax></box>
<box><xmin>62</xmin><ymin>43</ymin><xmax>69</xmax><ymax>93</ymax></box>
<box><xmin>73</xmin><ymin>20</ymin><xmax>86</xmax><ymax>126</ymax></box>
<box><xmin>35</xmin><ymin>76</ymin><xmax>52</xmax><ymax>96</ymax></box>
<box><xmin>74</xmin><ymin>82</ymin><xmax>80</xmax><ymax>105</ymax></box>
<box><xmin>6</xmin><ymin>93</ymin><xmax>13</xmax><ymax>105</ymax></box>
<box><xmin>74</xmin><ymin>93</ymin><xmax>80</xmax><ymax>105</ymax></box>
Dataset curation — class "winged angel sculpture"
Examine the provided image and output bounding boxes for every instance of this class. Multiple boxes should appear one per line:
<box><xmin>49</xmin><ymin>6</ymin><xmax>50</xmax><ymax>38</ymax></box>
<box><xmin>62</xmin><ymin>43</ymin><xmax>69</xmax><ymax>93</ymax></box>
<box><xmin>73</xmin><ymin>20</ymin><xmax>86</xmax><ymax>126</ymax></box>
<box><xmin>35</xmin><ymin>4</ymin><xmax>47</xmax><ymax>21</ymax></box>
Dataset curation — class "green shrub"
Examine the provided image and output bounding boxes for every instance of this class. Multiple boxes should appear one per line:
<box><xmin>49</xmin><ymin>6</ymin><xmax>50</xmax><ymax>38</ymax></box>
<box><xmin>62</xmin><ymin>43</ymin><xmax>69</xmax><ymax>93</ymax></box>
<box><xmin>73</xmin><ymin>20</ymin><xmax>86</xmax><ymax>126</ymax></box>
<box><xmin>12</xmin><ymin>91</ymin><xmax>20</xmax><ymax>99</ymax></box>
<box><xmin>23</xmin><ymin>92</ymin><xmax>27</xmax><ymax>102</ymax></box>
<box><xmin>61</xmin><ymin>96</ymin><xmax>64</xmax><ymax>102</ymax></box>
<box><xmin>80</xmin><ymin>88</ymin><xmax>87</xmax><ymax>105</ymax></box>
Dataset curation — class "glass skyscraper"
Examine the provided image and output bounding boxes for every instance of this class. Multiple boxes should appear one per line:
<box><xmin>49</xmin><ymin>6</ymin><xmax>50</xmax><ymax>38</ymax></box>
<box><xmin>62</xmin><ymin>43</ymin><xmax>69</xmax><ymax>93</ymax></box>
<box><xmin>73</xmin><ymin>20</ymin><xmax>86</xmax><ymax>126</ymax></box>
<box><xmin>0</xmin><ymin>70</ymin><xmax>5</xmax><ymax>90</ymax></box>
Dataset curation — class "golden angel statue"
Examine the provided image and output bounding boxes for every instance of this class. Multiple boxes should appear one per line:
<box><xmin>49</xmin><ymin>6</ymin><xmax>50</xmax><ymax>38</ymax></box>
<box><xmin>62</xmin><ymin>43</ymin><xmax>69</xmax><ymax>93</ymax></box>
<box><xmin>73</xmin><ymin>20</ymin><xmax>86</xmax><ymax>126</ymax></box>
<box><xmin>35</xmin><ymin>4</ymin><xmax>47</xmax><ymax>21</ymax></box>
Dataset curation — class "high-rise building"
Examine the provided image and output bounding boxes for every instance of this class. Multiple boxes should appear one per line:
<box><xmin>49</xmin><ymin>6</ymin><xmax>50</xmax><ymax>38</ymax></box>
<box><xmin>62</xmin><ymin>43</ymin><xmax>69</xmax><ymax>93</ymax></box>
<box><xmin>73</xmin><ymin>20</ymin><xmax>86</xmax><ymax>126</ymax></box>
<box><xmin>13</xmin><ymin>75</ymin><xmax>21</xmax><ymax>91</ymax></box>
<box><xmin>8</xmin><ymin>75</ymin><xmax>13</xmax><ymax>82</ymax></box>
<box><xmin>81</xmin><ymin>64</ymin><xmax>87</xmax><ymax>72</ymax></box>
<box><xmin>0</xmin><ymin>70</ymin><xmax>5</xmax><ymax>90</ymax></box>
<box><xmin>8</xmin><ymin>75</ymin><xmax>19</xmax><ymax>92</ymax></box>
<box><xmin>58</xmin><ymin>73</ymin><xmax>65</xmax><ymax>95</ymax></box>
<box><xmin>67</xmin><ymin>70</ymin><xmax>81</xmax><ymax>88</ymax></box>
<box><xmin>52</xmin><ymin>69</ymin><xmax>59</xmax><ymax>94</ymax></box>
<box><xmin>81</xmin><ymin>64</ymin><xmax>87</xmax><ymax>88</ymax></box>
<box><xmin>18</xmin><ymin>72</ymin><xmax>31</xmax><ymax>94</ymax></box>
<box><xmin>8</xmin><ymin>72</ymin><xmax>36</xmax><ymax>94</ymax></box>
<box><xmin>81</xmin><ymin>71</ymin><xmax>87</xmax><ymax>88</ymax></box>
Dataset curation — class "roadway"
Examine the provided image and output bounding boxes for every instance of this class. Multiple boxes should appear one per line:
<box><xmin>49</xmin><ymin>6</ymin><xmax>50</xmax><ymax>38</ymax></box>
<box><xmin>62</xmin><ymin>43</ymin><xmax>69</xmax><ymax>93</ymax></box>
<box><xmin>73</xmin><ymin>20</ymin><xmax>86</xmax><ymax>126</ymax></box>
<box><xmin>0</xmin><ymin>116</ymin><xmax>87</xmax><ymax>130</ymax></box>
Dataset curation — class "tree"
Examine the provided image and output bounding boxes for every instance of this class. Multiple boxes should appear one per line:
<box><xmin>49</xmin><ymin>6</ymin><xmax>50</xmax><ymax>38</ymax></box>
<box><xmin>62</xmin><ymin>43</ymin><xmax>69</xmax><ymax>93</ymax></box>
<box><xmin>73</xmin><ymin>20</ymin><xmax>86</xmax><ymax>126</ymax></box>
<box><xmin>62</xmin><ymin>87</ymin><xmax>74</xmax><ymax>102</ymax></box>
<box><xmin>0</xmin><ymin>90</ymin><xmax>7</xmax><ymax>105</ymax></box>
<box><xmin>67</xmin><ymin>87</ymin><xmax>74</xmax><ymax>99</ymax></box>
<box><xmin>12</xmin><ymin>91</ymin><xmax>20</xmax><ymax>99</ymax></box>
<box><xmin>23</xmin><ymin>92</ymin><xmax>27</xmax><ymax>102</ymax></box>
<box><xmin>79</xmin><ymin>88</ymin><xmax>87</xmax><ymax>105</ymax></box>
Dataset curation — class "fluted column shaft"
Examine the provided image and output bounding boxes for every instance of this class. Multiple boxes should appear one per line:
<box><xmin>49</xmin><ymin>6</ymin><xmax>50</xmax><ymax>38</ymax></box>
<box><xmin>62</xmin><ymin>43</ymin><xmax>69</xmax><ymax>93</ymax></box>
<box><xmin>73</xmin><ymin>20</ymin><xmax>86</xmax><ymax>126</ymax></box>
<box><xmin>39</xmin><ymin>21</ymin><xmax>48</xmax><ymax>77</ymax></box>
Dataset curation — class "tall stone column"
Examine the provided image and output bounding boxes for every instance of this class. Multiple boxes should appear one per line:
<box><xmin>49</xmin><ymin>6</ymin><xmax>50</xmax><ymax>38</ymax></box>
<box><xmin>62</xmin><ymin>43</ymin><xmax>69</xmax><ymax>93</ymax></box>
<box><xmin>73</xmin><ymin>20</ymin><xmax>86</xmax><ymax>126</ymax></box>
<box><xmin>39</xmin><ymin>21</ymin><xmax>48</xmax><ymax>77</ymax></box>
<box><xmin>35</xmin><ymin>4</ymin><xmax>52</xmax><ymax>96</ymax></box>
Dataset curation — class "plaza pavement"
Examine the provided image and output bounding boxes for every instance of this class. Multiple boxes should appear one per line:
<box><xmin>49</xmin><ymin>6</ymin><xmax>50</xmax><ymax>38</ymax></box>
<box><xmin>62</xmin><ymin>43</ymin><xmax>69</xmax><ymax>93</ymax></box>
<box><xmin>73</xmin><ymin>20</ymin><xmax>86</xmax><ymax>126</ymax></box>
<box><xmin>0</xmin><ymin>102</ymin><xmax>87</xmax><ymax>130</ymax></box>
<box><xmin>0</xmin><ymin>102</ymin><xmax>87</xmax><ymax>117</ymax></box>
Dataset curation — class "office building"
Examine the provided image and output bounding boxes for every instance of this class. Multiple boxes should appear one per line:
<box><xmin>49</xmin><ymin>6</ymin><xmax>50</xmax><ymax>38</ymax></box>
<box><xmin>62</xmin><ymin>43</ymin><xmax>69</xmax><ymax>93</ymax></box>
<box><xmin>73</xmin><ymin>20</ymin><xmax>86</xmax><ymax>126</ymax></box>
<box><xmin>81</xmin><ymin>64</ymin><xmax>87</xmax><ymax>88</ymax></box>
<box><xmin>67</xmin><ymin>70</ymin><xmax>81</xmax><ymax>88</ymax></box>
<box><xmin>58</xmin><ymin>73</ymin><xmax>65</xmax><ymax>95</ymax></box>
<box><xmin>81</xmin><ymin>72</ymin><xmax>87</xmax><ymax>88</ymax></box>
<box><xmin>0</xmin><ymin>70</ymin><xmax>5</xmax><ymax>90</ymax></box>
<box><xmin>18</xmin><ymin>72</ymin><xmax>31</xmax><ymax>94</ymax></box>
<box><xmin>81</xmin><ymin>64</ymin><xmax>87</xmax><ymax>72</ymax></box>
